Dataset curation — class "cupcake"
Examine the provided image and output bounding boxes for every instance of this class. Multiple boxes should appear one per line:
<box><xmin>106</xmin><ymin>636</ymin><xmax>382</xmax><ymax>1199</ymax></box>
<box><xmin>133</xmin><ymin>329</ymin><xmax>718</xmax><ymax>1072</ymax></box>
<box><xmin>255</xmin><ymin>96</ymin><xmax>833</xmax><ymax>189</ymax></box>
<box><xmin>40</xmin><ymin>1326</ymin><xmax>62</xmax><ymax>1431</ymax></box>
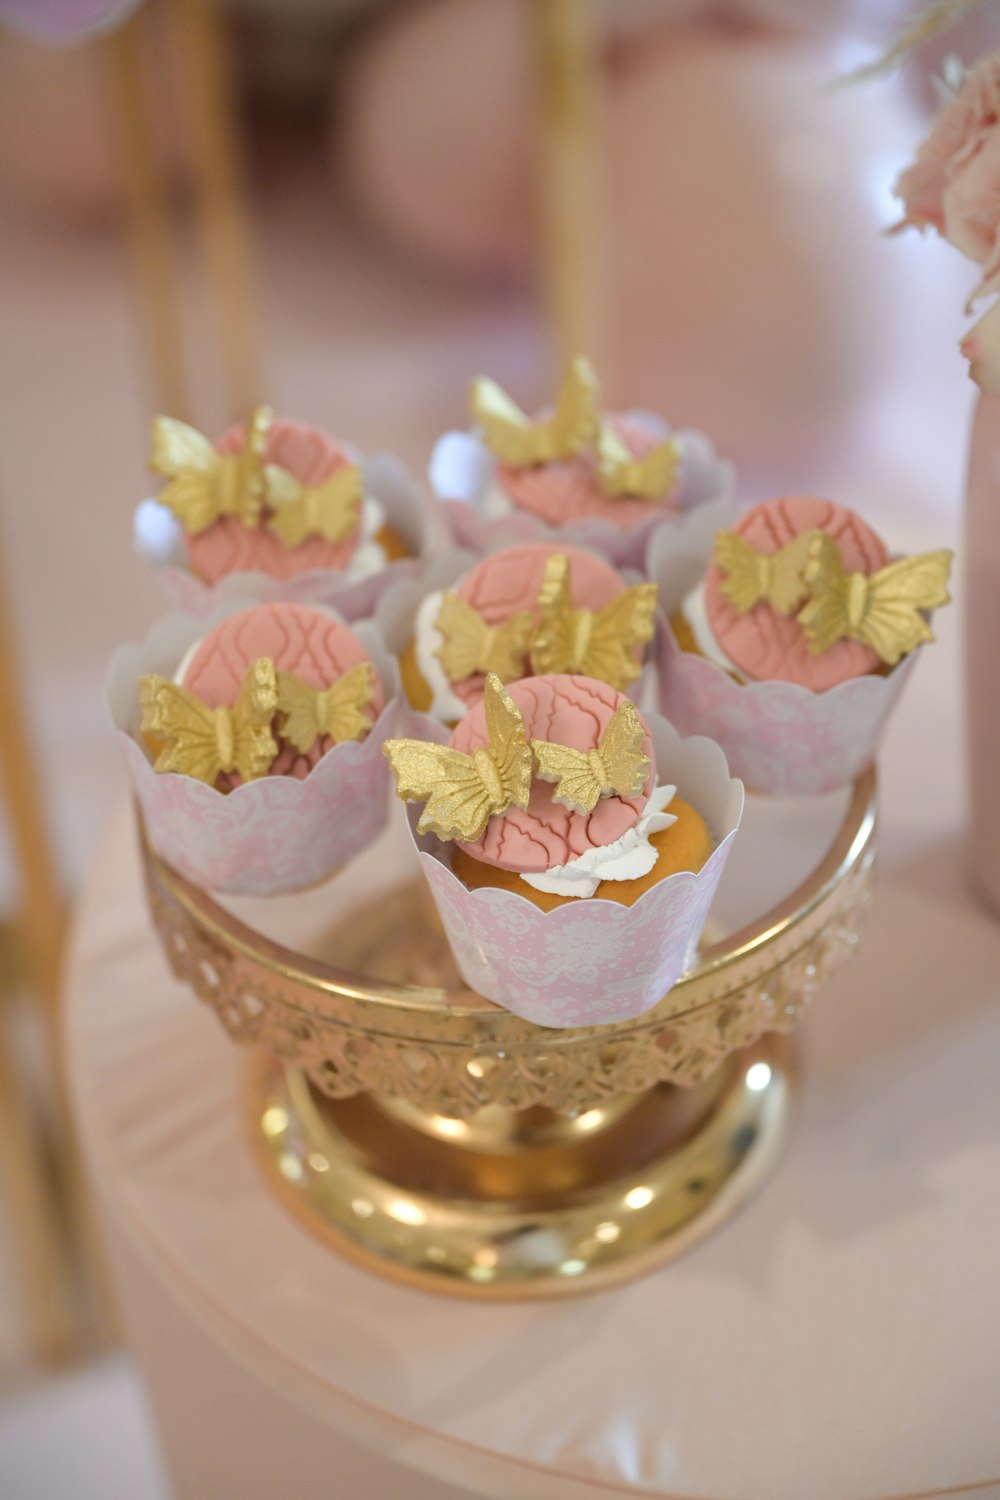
<box><xmin>396</xmin><ymin>541</ymin><xmax>657</xmax><ymax>721</ymax></box>
<box><xmin>430</xmin><ymin>357</ymin><xmax>733</xmax><ymax>569</ymax></box>
<box><xmin>650</xmin><ymin>495</ymin><xmax>953</xmax><ymax>794</ymax></box>
<box><xmin>109</xmin><ymin>601</ymin><xmax>400</xmax><ymax>894</ymax></box>
<box><xmin>134</xmin><ymin>406</ymin><xmax>426</xmax><ymax>619</ymax></box>
<box><xmin>382</xmin><ymin>673</ymin><xmax>743</xmax><ymax>1025</ymax></box>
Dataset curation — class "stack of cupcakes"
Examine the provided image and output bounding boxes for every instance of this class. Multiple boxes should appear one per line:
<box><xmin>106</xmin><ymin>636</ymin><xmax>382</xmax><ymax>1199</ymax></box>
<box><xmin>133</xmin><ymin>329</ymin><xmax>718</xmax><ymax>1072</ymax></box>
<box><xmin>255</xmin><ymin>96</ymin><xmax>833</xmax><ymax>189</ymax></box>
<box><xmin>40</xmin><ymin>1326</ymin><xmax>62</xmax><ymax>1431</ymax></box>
<box><xmin>113</xmin><ymin>369</ymin><xmax>953</xmax><ymax>1024</ymax></box>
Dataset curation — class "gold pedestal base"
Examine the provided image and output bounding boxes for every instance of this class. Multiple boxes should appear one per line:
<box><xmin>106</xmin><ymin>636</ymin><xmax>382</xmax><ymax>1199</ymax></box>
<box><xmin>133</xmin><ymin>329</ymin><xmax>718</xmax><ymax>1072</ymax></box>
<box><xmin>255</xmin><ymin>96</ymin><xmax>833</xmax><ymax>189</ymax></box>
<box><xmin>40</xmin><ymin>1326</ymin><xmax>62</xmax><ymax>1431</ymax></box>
<box><xmin>250</xmin><ymin>1033</ymin><xmax>793</xmax><ymax>1299</ymax></box>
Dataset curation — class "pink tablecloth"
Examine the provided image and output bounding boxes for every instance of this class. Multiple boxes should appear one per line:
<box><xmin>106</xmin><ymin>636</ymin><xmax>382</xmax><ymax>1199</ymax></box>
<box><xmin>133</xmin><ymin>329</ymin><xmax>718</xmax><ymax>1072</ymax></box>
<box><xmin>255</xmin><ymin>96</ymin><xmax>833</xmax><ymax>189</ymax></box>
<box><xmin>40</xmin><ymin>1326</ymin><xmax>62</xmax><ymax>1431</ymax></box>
<box><xmin>65</xmin><ymin>592</ymin><xmax>1000</xmax><ymax>1500</ymax></box>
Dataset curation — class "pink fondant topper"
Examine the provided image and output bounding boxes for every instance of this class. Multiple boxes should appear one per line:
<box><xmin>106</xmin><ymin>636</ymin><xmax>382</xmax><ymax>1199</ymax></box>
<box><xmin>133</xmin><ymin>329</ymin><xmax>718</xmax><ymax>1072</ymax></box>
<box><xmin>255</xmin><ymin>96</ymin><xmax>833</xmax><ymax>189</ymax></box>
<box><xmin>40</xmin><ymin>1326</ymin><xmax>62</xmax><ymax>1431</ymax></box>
<box><xmin>181</xmin><ymin>602</ymin><xmax>383</xmax><ymax>784</ymax></box>
<box><xmin>441</xmin><ymin>542</ymin><xmax>633</xmax><ymax>710</ymax></box>
<box><xmin>189</xmin><ymin>417</ymin><xmax>362</xmax><ymax>583</ymax></box>
<box><xmin>452</xmin><ymin>674</ymin><xmax>655</xmax><ymax>874</ymax></box>
<box><xmin>705</xmin><ymin>495</ymin><xmax>890</xmax><ymax>691</ymax></box>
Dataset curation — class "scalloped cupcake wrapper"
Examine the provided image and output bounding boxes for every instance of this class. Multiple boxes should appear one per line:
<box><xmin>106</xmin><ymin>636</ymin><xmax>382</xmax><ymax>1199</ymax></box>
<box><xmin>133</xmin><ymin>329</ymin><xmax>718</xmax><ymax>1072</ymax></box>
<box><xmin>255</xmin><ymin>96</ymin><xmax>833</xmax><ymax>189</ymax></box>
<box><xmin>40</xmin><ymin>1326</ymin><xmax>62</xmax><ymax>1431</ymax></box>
<box><xmin>108</xmin><ymin>604</ymin><xmax>402</xmax><ymax>895</ymax></box>
<box><xmin>654</xmin><ymin>617</ymin><xmax>919</xmax><ymax>796</ymax></box>
<box><xmin>147</xmin><ymin>452</ymin><xmax>429</xmax><ymax>621</ymax></box>
<box><xmin>645</xmin><ymin>501</ymin><xmax>925</xmax><ymax>795</ymax></box>
<box><xmin>408</xmin><ymin>713</ymin><xmax>744</xmax><ymax>1027</ymax></box>
<box><xmin>432</xmin><ymin>417</ymin><xmax>735</xmax><ymax>571</ymax></box>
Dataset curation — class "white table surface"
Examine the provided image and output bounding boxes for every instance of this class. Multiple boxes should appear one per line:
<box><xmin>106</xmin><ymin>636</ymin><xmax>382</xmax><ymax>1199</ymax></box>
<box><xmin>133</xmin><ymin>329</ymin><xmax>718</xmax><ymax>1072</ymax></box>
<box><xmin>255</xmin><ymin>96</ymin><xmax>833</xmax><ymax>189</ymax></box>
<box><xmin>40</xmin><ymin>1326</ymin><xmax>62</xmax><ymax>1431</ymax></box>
<box><xmin>65</xmin><ymin>591</ymin><xmax>1000</xmax><ymax>1500</ymax></box>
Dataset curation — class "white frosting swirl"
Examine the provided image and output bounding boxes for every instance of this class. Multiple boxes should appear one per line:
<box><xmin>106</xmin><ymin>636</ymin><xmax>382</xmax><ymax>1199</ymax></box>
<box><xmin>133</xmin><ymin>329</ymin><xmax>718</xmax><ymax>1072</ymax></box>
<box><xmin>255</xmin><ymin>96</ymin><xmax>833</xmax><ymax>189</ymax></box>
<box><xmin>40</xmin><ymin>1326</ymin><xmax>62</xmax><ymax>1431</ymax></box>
<box><xmin>520</xmin><ymin>784</ymin><xmax>678</xmax><ymax>899</ymax></box>
<box><xmin>413</xmin><ymin>589</ymin><xmax>469</xmax><ymax>723</ymax></box>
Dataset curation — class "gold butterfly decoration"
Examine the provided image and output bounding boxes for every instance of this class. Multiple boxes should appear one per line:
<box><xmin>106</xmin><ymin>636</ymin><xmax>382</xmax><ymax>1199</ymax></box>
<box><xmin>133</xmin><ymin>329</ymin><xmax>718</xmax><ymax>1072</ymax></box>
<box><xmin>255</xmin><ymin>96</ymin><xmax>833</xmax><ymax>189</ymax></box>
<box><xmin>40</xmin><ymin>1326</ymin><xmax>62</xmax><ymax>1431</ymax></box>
<box><xmin>529</xmin><ymin>553</ymin><xmax>657</xmax><ymax>691</ymax></box>
<box><xmin>470</xmin><ymin>356</ymin><xmax>600</xmax><ymax>468</ymax></box>
<box><xmin>265</xmin><ymin>463</ymin><xmax>364</xmax><ymax>549</ymax></box>
<box><xmin>433</xmin><ymin>595</ymin><xmax>534</xmax><ymax>685</ymax></box>
<box><xmin>149</xmin><ymin>407</ymin><xmax>274</xmax><ymax>535</ymax></box>
<box><xmin>139</xmin><ymin>658</ymin><xmax>279</xmax><ymax>785</ymax></box>
<box><xmin>713</xmin><ymin>529</ymin><xmax>817</xmax><ymax>617</ymax></box>
<box><xmin>383</xmin><ymin>674</ymin><xmax>532</xmax><ymax>841</ymax></box>
<box><xmin>276</xmin><ymin>661</ymin><xmax>375</xmax><ymax>753</ymax></box>
<box><xmin>798</xmin><ymin>534</ymin><xmax>953</xmax><ymax>666</ymax></box>
<box><xmin>531</xmin><ymin>700</ymin><xmax>650</xmax><ymax>815</ymax></box>
<box><xmin>595</xmin><ymin>422</ymin><xmax>680</xmax><ymax>501</ymax></box>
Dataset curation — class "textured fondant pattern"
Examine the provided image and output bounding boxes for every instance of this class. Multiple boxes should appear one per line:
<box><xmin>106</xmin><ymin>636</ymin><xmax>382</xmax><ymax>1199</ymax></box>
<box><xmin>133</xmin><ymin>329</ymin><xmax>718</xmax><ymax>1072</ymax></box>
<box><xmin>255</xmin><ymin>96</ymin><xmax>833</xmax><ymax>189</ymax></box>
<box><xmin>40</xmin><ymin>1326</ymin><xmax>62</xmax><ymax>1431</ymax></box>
<box><xmin>451</xmin><ymin>674</ymin><xmax>654</xmax><ymax>873</ymax></box>
<box><xmin>703</xmin><ymin>495</ymin><xmax>890</xmax><ymax>690</ymax></box>
<box><xmin>182</xmin><ymin>603</ymin><xmax>382</xmax><ymax>782</ymax></box>
<box><xmin>186</xmin><ymin>417</ymin><xmax>360</xmax><ymax>582</ymax></box>
<box><xmin>447</xmin><ymin>543</ymin><xmax>626</xmax><ymax>709</ymax></box>
<box><xmin>498</xmin><ymin>416</ymin><xmax>670</xmax><ymax>530</ymax></box>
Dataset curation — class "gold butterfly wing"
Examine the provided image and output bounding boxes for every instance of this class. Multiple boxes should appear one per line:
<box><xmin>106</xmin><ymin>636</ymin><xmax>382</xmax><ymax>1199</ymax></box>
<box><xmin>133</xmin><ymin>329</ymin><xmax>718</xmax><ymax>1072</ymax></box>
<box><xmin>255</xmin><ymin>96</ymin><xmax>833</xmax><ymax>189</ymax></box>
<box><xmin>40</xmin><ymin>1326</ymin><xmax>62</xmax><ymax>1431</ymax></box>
<box><xmin>435</xmin><ymin>596</ymin><xmax>533</xmax><ymax>683</ymax></box>
<box><xmin>583</xmin><ymin>584</ymin><xmax>658</xmax><ymax>690</ymax></box>
<box><xmin>798</xmin><ymin>533</ymin><xmax>851</xmax><ymax>656</ymax></box>
<box><xmin>149</xmin><ymin>417</ymin><xmax>227</xmax><ymax>535</ymax></box>
<box><xmin>529</xmin><ymin>553</ymin><xmax>577</xmax><ymax>675</ymax></box>
<box><xmin>319</xmin><ymin>661</ymin><xmax>376</xmax><ymax>744</ymax></box>
<box><xmin>595</xmin><ymin>701</ymin><xmax>651</xmax><ymax>799</ymax></box>
<box><xmin>482</xmin><ymin>674</ymin><xmax>533</xmax><ymax>811</ymax></box>
<box><xmin>856</xmin><ymin>550</ymin><xmax>953</xmax><ymax>666</ymax></box>
<box><xmin>149</xmin><ymin>416</ymin><xmax>218</xmax><ymax>482</ymax></box>
<box><xmin>383</xmin><ymin>741</ymin><xmax>496</xmax><ymax>841</ymax></box>
<box><xmin>596</xmin><ymin>424</ymin><xmax>679</xmax><ymax>500</ymax></box>
<box><xmin>228</xmin><ymin>658</ymin><xmax>280</xmax><ymax>781</ymax></box>
<box><xmin>529</xmin><ymin>740</ymin><xmax>598</xmax><ymax>813</ymax></box>
<box><xmin>139</xmin><ymin>677</ymin><xmax>229</xmax><ymax>784</ymax></box>
<box><xmin>550</xmin><ymin>356</ymin><xmax>600</xmax><ymax>461</ymax></box>
<box><xmin>769</xmin><ymin>531</ymin><xmax>816</xmax><ymax>616</ymax></box>
<box><xmin>266</xmin><ymin>464</ymin><xmax>363</xmax><ymax>548</ymax></box>
<box><xmin>275</xmin><ymin>671</ymin><xmax>324</xmax><ymax>753</ymax></box>
<box><xmin>714</xmin><ymin>530</ymin><xmax>768</xmax><ymax>614</ymax></box>
<box><xmin>469</xmin><ymin>377</ymin><xmax>541</xmax><ymax>466</ymax></box>
<box><xmin>470</xmin><ymin>357</ymin><xmax>598</xmax><ymax>467</ymax></box>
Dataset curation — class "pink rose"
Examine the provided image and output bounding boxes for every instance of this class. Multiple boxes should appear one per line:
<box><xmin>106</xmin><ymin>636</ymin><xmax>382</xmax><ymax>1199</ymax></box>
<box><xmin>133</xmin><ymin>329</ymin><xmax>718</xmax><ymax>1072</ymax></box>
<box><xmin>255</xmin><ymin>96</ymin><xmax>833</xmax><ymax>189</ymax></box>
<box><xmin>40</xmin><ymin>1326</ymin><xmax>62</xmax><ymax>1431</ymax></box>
<box><xmin>895</xmin><ymin>53</ymin><xmax>1000</xmax><ymax>303</ymax></box>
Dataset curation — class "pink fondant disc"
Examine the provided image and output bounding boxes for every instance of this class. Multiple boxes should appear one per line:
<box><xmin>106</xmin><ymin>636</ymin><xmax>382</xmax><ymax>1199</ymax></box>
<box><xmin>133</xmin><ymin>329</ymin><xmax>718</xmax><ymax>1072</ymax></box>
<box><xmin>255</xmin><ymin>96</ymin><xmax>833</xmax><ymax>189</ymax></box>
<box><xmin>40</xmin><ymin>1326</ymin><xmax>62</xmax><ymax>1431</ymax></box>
<box><xmin>186</xmin><ymin>417</ymin><xmax>361</xmax><ymax>584</ymax></box>
<box><xmin>448</xmin><ymin>542</ymin><xmax>628</xmax><ymax>709</ymax></box>
<box><xmin>498</xmin><ymin>414</ymin><xmax>679</xmax><ymax>531</ymax></box>
<box><xmin>451</xmin><ymin>674</ymin><xmax>655</xmax><ymax>874</ymax></box>
<box><xmin>703</xmin><ymin>496</ymin><xmax>891</xmax><ymax>691</ymax></box>
<box><xmin>182</xmin><ymin>603</ymin><xmax>382</xmax><ymax>782</ymax></box>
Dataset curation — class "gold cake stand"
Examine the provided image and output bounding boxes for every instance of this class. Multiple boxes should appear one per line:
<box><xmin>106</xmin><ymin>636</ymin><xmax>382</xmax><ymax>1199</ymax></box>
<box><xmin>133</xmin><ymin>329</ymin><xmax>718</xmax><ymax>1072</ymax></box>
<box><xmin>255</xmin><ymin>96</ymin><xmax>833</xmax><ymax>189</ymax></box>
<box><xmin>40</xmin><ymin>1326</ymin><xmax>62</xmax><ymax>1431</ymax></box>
<box><xmin>138</xmin><ymin>768</ymin><xmax>876</xmax><ymax>1298</ymax></box>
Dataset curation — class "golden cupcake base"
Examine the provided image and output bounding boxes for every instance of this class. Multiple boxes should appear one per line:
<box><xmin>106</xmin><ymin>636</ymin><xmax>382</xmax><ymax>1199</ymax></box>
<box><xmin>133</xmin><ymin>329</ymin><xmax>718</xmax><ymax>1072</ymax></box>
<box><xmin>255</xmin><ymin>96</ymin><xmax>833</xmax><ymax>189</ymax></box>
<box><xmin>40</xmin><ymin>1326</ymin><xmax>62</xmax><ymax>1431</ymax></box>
<box><xmin>139</xmin><ymin>767</ymin><xmax>875</xmax><ymax>1298</ymax></box>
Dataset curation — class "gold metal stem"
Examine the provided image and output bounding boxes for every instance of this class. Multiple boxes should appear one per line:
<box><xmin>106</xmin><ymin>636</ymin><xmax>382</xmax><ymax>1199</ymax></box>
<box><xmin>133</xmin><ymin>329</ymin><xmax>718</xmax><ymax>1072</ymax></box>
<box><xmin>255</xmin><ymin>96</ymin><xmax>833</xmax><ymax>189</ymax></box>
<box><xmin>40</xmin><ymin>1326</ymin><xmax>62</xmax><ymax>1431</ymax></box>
<box><xmin>536</xmin><ymin>0</ymin><xmax>604</xmax><ymax>376</ymax></box>
<box><xmin>174</xmin><ymin>0</ymin><xmax>262</xmax><ymax>419</ymax></box>
<box><xmin>0</xmin><ymin>535</ymin><xmax>74</xmax><ymax>1357</ymax></box>
<box><xmin>106</xmin><ymin>12</ymin><xmax>191</xmax><ymax>418</ymax></box>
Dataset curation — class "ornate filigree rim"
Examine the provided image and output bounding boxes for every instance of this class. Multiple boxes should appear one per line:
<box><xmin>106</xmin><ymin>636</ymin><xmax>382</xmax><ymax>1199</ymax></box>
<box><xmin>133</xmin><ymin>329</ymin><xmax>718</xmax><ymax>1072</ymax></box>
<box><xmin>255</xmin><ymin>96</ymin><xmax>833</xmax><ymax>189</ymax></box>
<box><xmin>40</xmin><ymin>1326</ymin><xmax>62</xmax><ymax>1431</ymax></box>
<box><xmin>138</xmin><ymin>771</ymin><xmax>875</xmax><ymax>1114</ymax></box>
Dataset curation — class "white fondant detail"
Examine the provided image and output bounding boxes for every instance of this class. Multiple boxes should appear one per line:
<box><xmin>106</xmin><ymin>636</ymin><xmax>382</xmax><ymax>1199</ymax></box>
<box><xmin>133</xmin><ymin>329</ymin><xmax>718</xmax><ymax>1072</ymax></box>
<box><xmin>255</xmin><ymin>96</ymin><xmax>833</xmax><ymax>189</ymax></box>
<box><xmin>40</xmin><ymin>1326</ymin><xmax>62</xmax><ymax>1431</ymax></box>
<box><xmin>134</xmin><ymin>499</ymin><xmax>186</xmax><ymax>566</ymax></box>
<box><xmin>345</xmin><ymin>536</ymin><xmax>388</xmax><ymax>583</ymax></box>
<box><xmin>480</xmin><ymin>482</ymin><xmax>514</xmax><ymax>519</ymax></box>
<box><xmin>681</xmin><ymin>581</ymin><xmax>744</xmax><ymax>678</ymax></box>
<box><xmin>414</xmin><ymin>589</ymin><xmax>470</xmax><ymax>723</ymax></box>
<box><xmin>520</xmin><ymin>784</ymin><xmax>678</xmax><ymax>900</ymax></box>
<box><xmin>429</xmin><ymin>430</ymin><xmax>495</xmax><ymax>505</ymax></box>
<box><xmin>360</xmin><ymin>494</ymin><xmax>386</xmax><ymax>540</ymax></box>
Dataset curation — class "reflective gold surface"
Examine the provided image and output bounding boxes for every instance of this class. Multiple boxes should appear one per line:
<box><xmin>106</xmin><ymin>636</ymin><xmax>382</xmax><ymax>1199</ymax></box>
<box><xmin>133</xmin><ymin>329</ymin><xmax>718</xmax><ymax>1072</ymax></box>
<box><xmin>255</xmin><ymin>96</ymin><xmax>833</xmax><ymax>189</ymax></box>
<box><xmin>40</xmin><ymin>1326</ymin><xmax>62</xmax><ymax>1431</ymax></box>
<box><xmin>139</xmin><ymin>768</ymin><xmax>876</xmax><ymax>1294</ymax></box>
<box><xmin>251</xmin><ymin>1036</ymin><xmax>793</xmax><ymax>1298</ymax></box>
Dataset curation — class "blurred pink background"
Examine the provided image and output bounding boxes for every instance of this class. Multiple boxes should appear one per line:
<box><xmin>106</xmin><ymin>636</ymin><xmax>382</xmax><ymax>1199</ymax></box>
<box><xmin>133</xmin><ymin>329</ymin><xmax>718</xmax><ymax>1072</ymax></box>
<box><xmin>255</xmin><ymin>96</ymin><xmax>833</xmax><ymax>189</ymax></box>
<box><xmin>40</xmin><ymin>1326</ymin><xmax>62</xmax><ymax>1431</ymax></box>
<box><xmin>0</xmin><ymin>0</ymin><xmax>991</xmax><ymax>1489</ymax></box>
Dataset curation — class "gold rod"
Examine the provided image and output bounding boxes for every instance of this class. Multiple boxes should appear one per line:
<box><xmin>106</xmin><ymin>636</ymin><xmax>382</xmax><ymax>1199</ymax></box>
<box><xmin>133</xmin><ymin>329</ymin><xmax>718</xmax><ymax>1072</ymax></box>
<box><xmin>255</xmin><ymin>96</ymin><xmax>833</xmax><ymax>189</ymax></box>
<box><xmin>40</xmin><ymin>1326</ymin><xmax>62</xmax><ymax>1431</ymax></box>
<box><xmin>106</xmin><ymin>11</ymin><xmax>191</xmax><ymax>418</ymax></box>
<box><xmin>174</xmin><ymin>0</ymin><xmax>262</xmax><ymax>419</ymax></box>
<box><xmin>0</xmin><ymin>536</ymin><xmax>74</xmax><ymax>1358</ymax></box>
<box><xmin>536</xmin><ymin>0</ymin><xmax>604</xmax><ymax>377</ymax></box>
